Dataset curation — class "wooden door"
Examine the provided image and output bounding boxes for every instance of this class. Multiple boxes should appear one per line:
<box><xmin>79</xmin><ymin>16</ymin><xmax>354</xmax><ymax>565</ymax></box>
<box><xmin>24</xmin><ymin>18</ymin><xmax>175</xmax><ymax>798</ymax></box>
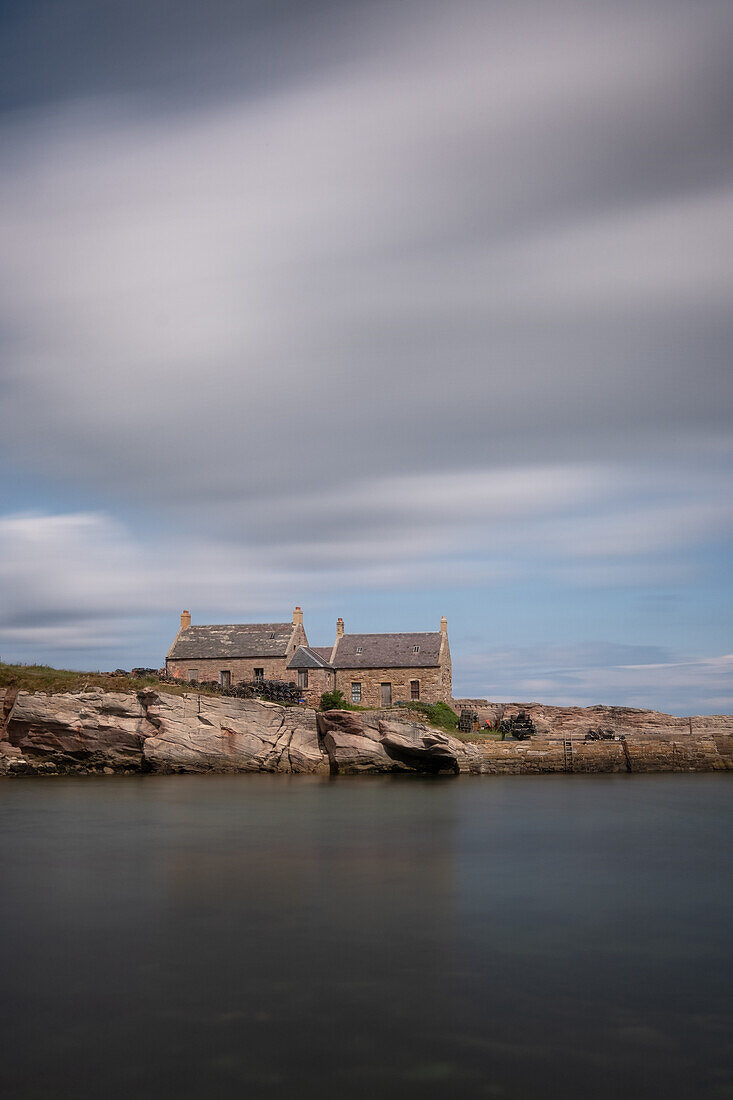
<box><xmin>381</xmin><ymin>683</ymin><xmax>392</xmax><ymax>707</ymax></box>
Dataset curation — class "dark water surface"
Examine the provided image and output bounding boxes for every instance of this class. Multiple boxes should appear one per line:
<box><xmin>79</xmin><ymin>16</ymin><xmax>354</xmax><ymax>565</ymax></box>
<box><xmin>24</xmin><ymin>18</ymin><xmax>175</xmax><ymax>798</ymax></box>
<box><xmin>1</xmin><ymin>775</ymin><xmax>732</xmax><ymax>1100</ymax></box>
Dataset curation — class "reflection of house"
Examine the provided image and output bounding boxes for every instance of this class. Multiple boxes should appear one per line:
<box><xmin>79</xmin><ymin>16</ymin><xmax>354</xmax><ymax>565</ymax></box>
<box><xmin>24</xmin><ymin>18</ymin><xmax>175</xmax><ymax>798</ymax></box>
<box><xmin>166</xmin><ymin>607</ymin><xmax>307</xmax><ymax>686</ymax></box>
<box><xmin>166</xmin><ymin>608</ymin><xmax>452</xmax><ymax>706</ymax></box>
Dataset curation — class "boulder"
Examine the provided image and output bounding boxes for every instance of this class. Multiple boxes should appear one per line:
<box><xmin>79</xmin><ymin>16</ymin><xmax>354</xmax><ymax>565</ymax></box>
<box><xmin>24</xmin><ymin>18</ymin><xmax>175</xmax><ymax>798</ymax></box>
<box><xmin>140</xmin><ymin>692</ymin><xmax>328</xmax><ymax>774</ymax></box>
<box><xmin>316</xmin><ymin>711</ymin><xmax>481</xmax><ymax>774</ymax></box>
<box><xmin>6</xmin><ymin>691</ymin><xmax>149</xmax><ymax>769</ymax></box>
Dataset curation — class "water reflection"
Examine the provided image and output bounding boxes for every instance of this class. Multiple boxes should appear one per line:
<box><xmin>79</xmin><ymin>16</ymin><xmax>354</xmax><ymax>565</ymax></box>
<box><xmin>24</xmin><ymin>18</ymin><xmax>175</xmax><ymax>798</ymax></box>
<box><xmin>1</xmin><ymin>775</ymin><xmax>731</xmax><ymax>1098</ymax></box>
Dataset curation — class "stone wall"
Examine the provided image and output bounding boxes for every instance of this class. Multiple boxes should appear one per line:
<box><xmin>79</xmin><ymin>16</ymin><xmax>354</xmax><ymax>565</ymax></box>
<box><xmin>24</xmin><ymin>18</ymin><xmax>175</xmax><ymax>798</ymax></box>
<box><xmin>166</xmin><ymin>655</ymin><xmax>297</xmax><ymax>686</ymax></box>
<box><xmin>295</xmin><ymin>667</ymin><xmax>335</xmax><ymax>708</ymax></box>
<box><xmin>333</xmin><ymin>665</ymin><xmax>449</xmax><ymax>708</ymax></box>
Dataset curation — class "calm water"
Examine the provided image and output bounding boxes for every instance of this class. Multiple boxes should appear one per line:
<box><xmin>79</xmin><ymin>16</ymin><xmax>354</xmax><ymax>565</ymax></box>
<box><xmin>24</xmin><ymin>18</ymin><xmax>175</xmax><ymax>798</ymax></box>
<box><xmin>1</xmin><ymin>774</ymin><xmax>732</xmax><ymax>1100</ymax></box>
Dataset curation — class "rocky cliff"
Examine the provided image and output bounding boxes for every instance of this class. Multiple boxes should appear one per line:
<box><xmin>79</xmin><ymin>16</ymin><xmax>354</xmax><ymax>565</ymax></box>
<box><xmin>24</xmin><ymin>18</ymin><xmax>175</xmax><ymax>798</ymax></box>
<box><xmin>1</xmin><ymin>688</ymin><xmax>731</xmax><ymax>776</ymax></box>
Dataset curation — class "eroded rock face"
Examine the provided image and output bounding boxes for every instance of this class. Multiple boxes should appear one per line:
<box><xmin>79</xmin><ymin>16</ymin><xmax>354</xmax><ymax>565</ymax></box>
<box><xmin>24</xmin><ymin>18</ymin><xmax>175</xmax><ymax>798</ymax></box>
<box><xmin>1</xmin><ymin>690</ymin><xmax>731</xmax><ymax>775</ymax></box>
<box><xmin>6</xmin><ymin>691</ymin><xmax>150</xmax><ymax>769</ymax></box>
<box><xmin>316</xmin><ymin>711</ymin><xmax>482</xmax><ymax>774</ymax></box>
<box><xmin>141</xmin><ymin>692</ymin><xmax>328</xmax><ymax>774</ymax></box>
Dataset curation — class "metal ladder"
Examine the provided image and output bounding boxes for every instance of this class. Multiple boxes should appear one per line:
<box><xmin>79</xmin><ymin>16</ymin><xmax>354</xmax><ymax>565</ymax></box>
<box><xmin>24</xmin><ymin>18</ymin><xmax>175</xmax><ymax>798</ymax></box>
<box><xmin>563</xmin><ymin>736</ymin><xmax>573</xmax><ymax>772</ymax></box>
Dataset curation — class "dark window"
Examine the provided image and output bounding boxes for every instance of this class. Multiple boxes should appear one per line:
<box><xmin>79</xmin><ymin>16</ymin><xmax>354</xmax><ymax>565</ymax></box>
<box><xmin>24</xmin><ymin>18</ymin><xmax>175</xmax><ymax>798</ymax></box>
<box><xmin>254</xmin><ymin>668</ymin><xmax>264</xmax><ymax>682</ymax></box>
<box><xmin>413</xmin><ymin>645</ymin><xmax>420</xmax><ymax>653</ymax></box>
<box><xmin>351</xmin><ymin>682</ymin><xmax>361</xmax><ymax>703</ymax></box>
<box><xmin>298</xmin><ymin>669</ymin><xmax>308</xmax><ymax>690</ymax></box>
<box><xmin>356</xmin><ymin>646</ymin><xmax>363</xmax><ymax>654</ymax></box>
<box><xmin>410</xmin><ymin>680</ymin><xmax>420</xmax><ymax>700</ymax></box>
<box><xmin>220</xmin><ymin>670</ymin><xmax>231</xmax><ymax>689</ymax></box>
<box><xmin>187</xmin><ymin>668</ymin><xmax>198</xmax><ymax>682</ymax></box>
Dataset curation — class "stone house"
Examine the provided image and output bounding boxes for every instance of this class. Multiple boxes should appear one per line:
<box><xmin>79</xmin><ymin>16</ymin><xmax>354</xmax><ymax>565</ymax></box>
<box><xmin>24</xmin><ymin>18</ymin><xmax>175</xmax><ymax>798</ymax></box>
<box><xmin>166</xmin><ymin>608</ymin><xmax>452</xmax><ymax>707</ymax></box>
<box><xmin>166</xmin><ymin>607</ymin><xmax>308</xmax><ymax>686</ymax></box>
<box><xmin>326</xmin><ymin>616</ymin><xmax>452</xmax><ymax>707</ymax></box>
<box><xmin>285</xmin><ymin>645</ymin><xmax>336</xmax><ymax>706</ymax></box>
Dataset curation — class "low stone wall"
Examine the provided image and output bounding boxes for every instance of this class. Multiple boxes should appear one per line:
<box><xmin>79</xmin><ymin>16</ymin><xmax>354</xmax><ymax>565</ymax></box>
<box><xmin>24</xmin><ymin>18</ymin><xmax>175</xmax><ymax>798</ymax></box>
<box><xmin>472</xmin><ymin>736</ymin><xmax>729</xmax><ymax>774</ymax></box>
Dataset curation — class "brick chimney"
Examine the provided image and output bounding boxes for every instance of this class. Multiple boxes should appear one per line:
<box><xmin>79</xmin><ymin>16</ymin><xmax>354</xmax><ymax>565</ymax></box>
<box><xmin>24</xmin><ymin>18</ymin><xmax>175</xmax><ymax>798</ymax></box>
<box><xmin>293</xmin><ymin>606</ymin><xmax>303</xmax><ymax>627</ymax></box>
<box><xmin>180</xmin><ymin>610</ymin><xmax>191</xmax><ymax>631</ymax></box>
<box><xmin>440</xmin><ymin>615</ymin><xmax>448</xmax><ymax>634</ymax></box>
<box><xmin>336</xmin><ymin>617</ymin><xmax>345</xmax><ymax>637</ymax></box>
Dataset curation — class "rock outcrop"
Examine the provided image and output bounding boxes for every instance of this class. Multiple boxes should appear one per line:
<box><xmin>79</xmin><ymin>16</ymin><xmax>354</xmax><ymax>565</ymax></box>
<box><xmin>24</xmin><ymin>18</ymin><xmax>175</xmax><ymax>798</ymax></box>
<box><xmin>1</xmin><ymin>688</ymin><xmax>731</xmax><ymax>776</ymax></box>
<box><xmin>316</xmin><ymin>711</ymin><xmax>480</xmax><ymax>774</ymax></box>
<box><xmin>453</xmin><ymin>699</ymin><xmax>733</xmax><ymax>741</ymax></box>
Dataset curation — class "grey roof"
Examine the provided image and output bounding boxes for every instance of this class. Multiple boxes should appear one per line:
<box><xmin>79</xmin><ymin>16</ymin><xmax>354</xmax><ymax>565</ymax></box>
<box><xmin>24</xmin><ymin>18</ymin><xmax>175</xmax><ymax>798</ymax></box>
<box><xmin>168</xmin><ymin>623</ymin><xmax>294</xmax><ymax>660</ymax></box>
<box><xmin>332</xmin><ymin>632</ymin><xmax>442</xmax><ymax>669</ymax></box>
<box><xmin>287</xmin><ymin>646</ymin><xmax>333</xmax><ymax>670</ymax></box>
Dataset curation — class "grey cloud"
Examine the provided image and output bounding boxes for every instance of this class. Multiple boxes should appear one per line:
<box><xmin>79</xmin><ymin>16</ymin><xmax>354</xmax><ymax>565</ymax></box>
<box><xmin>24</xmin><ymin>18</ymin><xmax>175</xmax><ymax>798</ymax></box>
<box><xmin>1</xmin><ymin>0</ymin><xmax>731</xmax><ymax>522</ymax></box>
<box><xmin>457</xmin><ymin>645</ymin><xmax>733</xmax><ymax>715</ymax></box>
<box><xmin>0</xmin><ymin>0</ymin><xmax>731</xmax><ymax>703</ymax></box>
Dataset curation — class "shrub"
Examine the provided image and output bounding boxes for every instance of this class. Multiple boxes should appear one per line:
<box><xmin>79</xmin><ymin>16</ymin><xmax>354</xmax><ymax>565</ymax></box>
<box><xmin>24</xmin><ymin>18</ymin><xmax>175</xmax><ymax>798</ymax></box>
<box><xmin>319</xmin><ymin>688</ymin><xmax>347</xmax><ymax>711</ymax></box>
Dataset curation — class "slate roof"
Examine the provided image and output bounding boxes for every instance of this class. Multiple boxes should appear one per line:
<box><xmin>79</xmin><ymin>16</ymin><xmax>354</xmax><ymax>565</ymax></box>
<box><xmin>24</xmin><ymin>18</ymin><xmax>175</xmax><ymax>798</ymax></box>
<box><xmin>287</xmin><ymin>646</ymin><xmax>334</xmax><ymax>670</ymax></box>
<box><xmin>331</xmin><ymin>632</ymin><xmax>442</xmax><ymax>669</ymax></box>
<box><xmin>168</xmin><ymin>623</ymin><xmax>294</xmax><ymax>660</ymax></box>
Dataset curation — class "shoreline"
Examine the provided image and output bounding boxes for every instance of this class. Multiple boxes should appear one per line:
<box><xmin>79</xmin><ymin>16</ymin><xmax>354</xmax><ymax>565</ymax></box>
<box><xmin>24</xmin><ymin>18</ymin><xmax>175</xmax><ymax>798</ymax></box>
<box><xmin>2</xmin><ymin>687</ymin><xmax>732</xmax><ymax>777</ymax></box>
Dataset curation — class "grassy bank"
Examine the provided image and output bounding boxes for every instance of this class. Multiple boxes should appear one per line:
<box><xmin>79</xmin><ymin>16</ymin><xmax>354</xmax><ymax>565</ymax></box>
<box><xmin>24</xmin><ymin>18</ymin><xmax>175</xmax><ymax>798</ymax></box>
<box><xmin>0</xmin><ymin>663</ymin><xmax>218</xmax><ymax>698</ymax></box>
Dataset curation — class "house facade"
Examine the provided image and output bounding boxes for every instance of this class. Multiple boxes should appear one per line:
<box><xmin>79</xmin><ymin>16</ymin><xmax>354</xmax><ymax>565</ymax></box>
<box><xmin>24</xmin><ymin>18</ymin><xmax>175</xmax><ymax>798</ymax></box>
<box><xmin>327</xmin><ymin>616</ymin><xmax>452</xmax><ymax>707</ymax></box>
<box><xmin>165</xmin><ymin>608</ymin><xmax>452</xmax><ymax>706</ymax></box>
<box><xmin>166</xmin><ymin>607</ymin><xmax>307</xmax><ymax>686</ymax></box>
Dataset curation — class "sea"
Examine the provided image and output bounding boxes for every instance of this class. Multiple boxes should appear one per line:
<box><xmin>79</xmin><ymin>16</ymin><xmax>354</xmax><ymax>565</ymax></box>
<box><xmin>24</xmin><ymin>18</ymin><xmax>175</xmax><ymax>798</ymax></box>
<box><xmin>1</xmin><ymin>774</ymin><xmax>731</xmax><ymax>1099</ymax></box>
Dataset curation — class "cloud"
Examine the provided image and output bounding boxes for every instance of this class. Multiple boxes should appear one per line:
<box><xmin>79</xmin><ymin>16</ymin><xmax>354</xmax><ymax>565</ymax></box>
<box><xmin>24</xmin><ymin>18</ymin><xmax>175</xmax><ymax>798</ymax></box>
<box><xmin>0</xmin><ymin>1</ymin><xmax>730</xmax><ymax>709</ymax></box>
<box><xmin>456</xmin><ymin>644</ymin><xmax>733</xmax><ymax>715</ymax></box>
<box><xmin>0</xmin><ymin>0</ymin><xmax>731</xmax><ymax>516</ymax></box>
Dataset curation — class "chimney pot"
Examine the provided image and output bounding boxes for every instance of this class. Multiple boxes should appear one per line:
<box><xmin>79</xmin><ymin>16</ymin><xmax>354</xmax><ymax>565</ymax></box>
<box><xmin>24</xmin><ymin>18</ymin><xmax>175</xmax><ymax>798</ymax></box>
<box><xmin>336</xmin><ymin>617</ymin><xmax>345</xmax><ymax>637</ymax></box>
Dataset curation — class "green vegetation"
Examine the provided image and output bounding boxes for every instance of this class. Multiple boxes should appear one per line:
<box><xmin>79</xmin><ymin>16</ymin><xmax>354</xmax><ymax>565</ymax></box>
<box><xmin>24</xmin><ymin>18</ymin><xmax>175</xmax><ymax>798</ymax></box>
<box><xmin>318</xmin><ymin>688</ymin><xmax>367</xmax><ymax>712</ymax></box>
<box><xmin>396</xmin><ymin>700</ymin><xmax>459</xmax><ymax>732</ymax></box>
<box><xmin>0</xmin><ymin>663</ymin><xmax>220</xmax><ymax>698</ymax></box>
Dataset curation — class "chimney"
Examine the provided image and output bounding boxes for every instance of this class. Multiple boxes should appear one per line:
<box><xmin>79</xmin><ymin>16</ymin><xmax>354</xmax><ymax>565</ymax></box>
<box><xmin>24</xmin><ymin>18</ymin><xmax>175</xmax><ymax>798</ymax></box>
<box><xmin>440</xmin><ymin>615</ymin><xmax>448</xmax><ymax>634</ymax></box>
<box><xmin>180</xmin><ymin>610</ymin><xmax>192</xmax><ymax>631</ymax></box>
<box><xmin>336</xmin><ymin>617</ymin><xmax>345</xmax><ymax>637</ymax></box>
<box><xmin>293</xmin><ymin>606</ymin><xmax>303</xmax><ymax>627</ymax></box>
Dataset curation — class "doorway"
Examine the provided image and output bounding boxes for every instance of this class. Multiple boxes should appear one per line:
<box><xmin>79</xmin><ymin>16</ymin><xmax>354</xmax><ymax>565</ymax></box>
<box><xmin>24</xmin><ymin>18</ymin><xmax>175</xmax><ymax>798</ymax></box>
<box><xmin>380</xmin><ymin>683</ymin><xmax>392</xmax><ymax>707</ymax></box>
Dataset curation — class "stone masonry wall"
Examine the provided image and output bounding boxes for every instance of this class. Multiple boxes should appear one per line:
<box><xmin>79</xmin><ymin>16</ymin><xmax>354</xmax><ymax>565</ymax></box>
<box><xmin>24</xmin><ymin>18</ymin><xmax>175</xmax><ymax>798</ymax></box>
<box><xmin>333</xmin><ymin>665</ymin><xmax>449</xmax><ymax>708</ymax></box>
<box><xmin>296</xmin><ymin>667</ymin><xmax>335</xmax><ymax>708</ymax></box>
<box><xmin>167</xmin><ymin>656</ymin><xmax>296</xmax><ymax>685</ymax></box>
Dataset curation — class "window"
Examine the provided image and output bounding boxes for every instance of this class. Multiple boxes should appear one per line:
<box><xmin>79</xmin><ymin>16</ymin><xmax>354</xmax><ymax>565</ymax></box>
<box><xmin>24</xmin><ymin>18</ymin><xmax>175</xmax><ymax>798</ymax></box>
<box><xmin>298</xmin><ymin>669</ymin><xmax>308</xmax><ymax>690</ymax></box>
<box><xmin>220</xmin><ymin>670</ymin><xmax>231</xmax><ymax>689</ymax></box>
<box><xmin>351</xmin><ymin>682</ymin><xmax>362</xmax><ymax>703</ymax></box>
<box><xmin>254</xmin><ymin>668</ymin><xmax>264</xmax><ymax>682</ymax></box>
<box><xmin>356</xmin><ymin>646</ymin><xmax>363</xmax><ymax>654</ymax></box>
<box><xmin>413</xmin><ymin>645</ymin><xmax>420</xmax><ymax>653</ymax></box>
<box><xmin>410</xmin><ymin>680</ymin><xmax>420</xmax><ymax>700</ymax></box>
<box><xmin>187</xmin><ymin>669</ymin><xmax>199</xmax><ymax>682</ymax></box>
<box><xmin>270</xmin><ymin>632</ymin><xmax>276</xmax><ymax>639</ymax></box>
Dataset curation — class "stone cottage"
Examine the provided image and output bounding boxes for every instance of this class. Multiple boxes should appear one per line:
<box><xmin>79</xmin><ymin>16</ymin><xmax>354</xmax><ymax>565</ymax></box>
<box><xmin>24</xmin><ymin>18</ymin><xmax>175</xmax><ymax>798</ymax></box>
<box><xmin>327</xmin><ymin>616</ymin><xmax>452</xmax><ymax>707</ymax></box>
<box><xmin>166</xmin><ymin>608</ymin><xmax>452</xmax><ymax>707</ymax></box>
<box><xmin>166</xmin><ymin>607</ymin><xmax>308</xmax><ymax>686</ymax></box>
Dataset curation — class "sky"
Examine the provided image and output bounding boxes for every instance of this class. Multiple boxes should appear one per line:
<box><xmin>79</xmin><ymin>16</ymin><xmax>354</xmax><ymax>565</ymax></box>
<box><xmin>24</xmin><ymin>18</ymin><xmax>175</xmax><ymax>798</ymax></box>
<box><xmin>1</xmin><ymin>0</ymin><xmax>732</xmax><ymax>714</ymax></box>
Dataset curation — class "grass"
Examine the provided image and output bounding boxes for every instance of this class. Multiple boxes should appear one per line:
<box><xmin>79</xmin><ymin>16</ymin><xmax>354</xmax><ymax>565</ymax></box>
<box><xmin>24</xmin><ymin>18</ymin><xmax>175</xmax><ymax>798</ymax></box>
<box><xmin>395</xmin><ymin>700</ymin><xmax>461</xmax><ymax>732</ymax></box>
<box><xmin>0</xmin><ymin>663</ymin><xmax>221</xmax><ymax>698</ymax></box>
